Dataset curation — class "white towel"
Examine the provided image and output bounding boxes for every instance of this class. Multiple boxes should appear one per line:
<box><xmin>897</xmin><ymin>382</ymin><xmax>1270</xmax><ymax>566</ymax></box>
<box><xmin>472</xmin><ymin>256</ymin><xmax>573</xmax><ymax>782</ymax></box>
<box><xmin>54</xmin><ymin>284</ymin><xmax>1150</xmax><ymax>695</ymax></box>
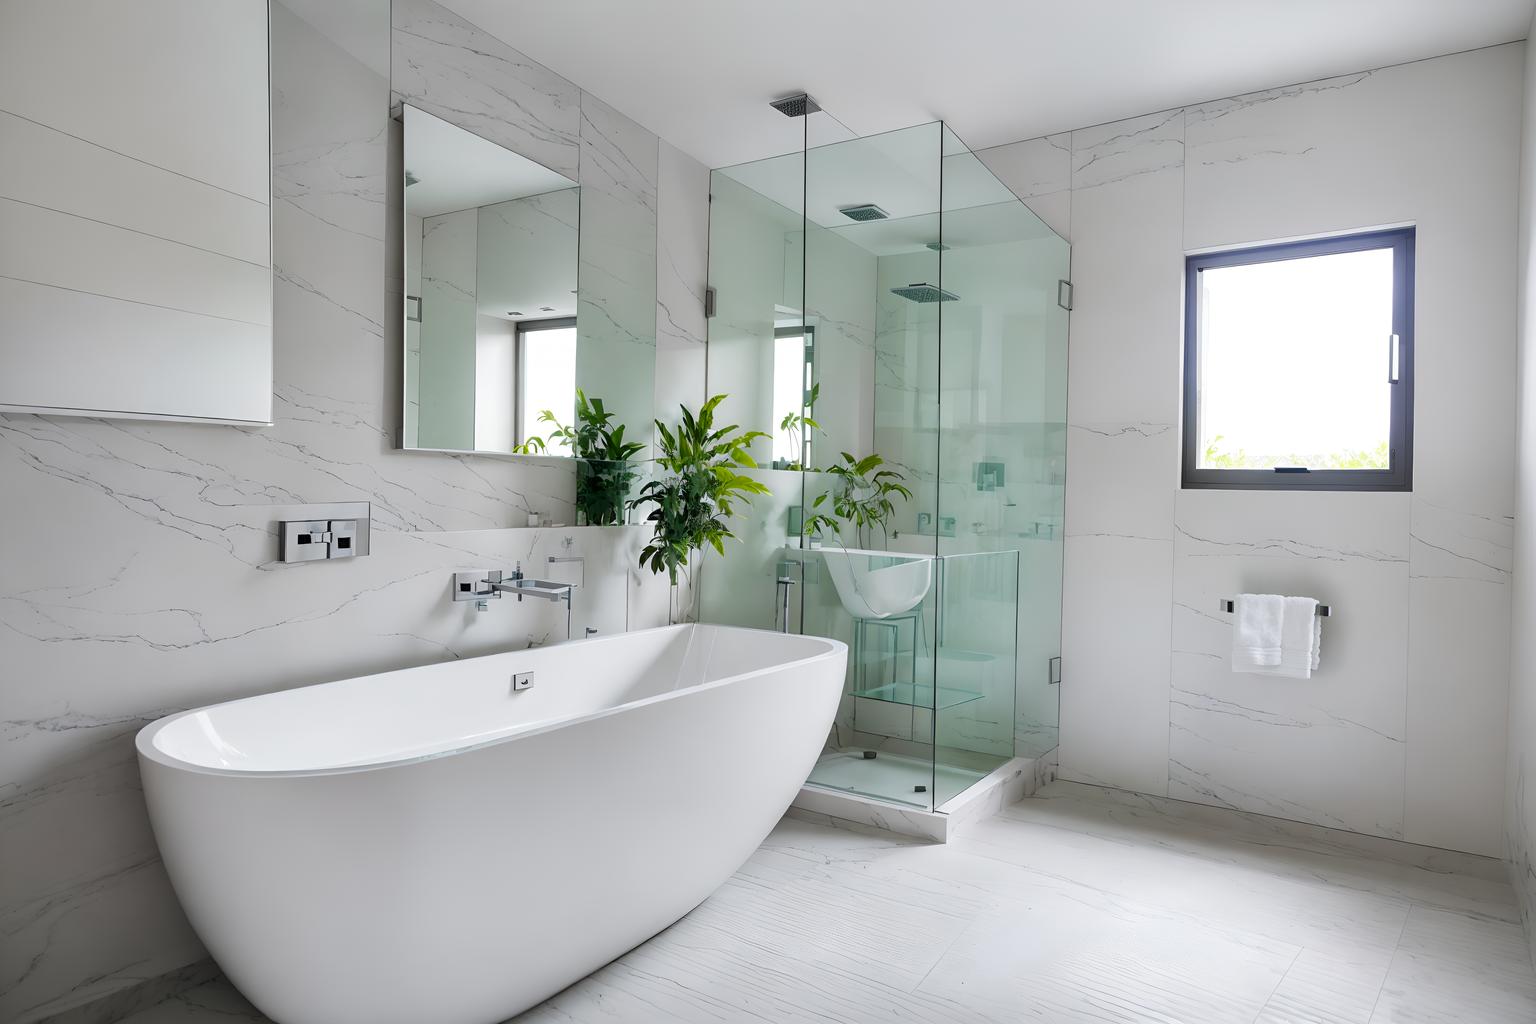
<box><xmin>1231</xmin><ymin>594</ymin><xmax>1284</xmax><ymax>669</ymax></box>
<box><xmin>1247</xmin><ymin>597</ymin><xmax>1322</xmax><ymax>679</ymax></box>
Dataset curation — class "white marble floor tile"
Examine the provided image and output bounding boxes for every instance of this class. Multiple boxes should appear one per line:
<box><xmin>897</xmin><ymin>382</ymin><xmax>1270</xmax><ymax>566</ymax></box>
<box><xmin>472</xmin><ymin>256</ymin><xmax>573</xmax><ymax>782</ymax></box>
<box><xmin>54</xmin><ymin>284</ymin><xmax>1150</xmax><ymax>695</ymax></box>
<box><xmin>1254</xmin><ymin>946</ymin><xmax>1396</xmax><ymax>1024</ymax></box>
<box><xmin>1000</xmin><ymin>782</ymin><xmax>1519</xmax><ymax>923</ymax></box>
<box><xmin>917</xmin><ymin>890</ymin><xmax>1297</xmax><ymax>1023</ymax></box>
<box><xmin>117</xmin><ymin>783</ymin><xmax>1535</xmax><ymax>1024</ymax></box>
<box><xmin>960</xmin><ymin>807</ymin><xmax>1412</xmax><ymax>961</ymax></box>
<box><xmin>1369</xmin><ymin>906</ymin><xmax>1536</xmax><ymax>1022</ymax></box>
<box><xmin>110</xmin><ymin>979</ymin><xmax>266</xmax><ymax>1022</ymax></box>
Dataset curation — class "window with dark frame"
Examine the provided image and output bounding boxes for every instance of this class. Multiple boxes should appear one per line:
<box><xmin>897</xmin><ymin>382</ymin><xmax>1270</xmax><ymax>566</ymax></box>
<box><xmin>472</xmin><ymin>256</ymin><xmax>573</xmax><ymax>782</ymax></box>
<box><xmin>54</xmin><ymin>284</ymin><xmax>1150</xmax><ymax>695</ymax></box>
<box><xmin>1182</xmin><ymin>227</ymin><xmax>1415</xmax><ymax>492</ymax></box>
<box><xmin>771</xmin><ymin>325</ymin><xmax>816</xmax><ymax>468</ymax></box>
<box><xmin>514</xmin><ymin>317</ymin><xmax>577</xmax><ymax>454</ymax></box>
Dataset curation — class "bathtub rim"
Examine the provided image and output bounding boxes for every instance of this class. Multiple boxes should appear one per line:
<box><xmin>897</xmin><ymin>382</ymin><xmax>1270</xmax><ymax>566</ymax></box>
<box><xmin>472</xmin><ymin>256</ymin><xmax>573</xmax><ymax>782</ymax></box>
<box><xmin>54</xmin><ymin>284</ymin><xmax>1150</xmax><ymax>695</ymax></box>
<box><xmin>135</xmin><ymin>623</ymin><xmax>846</xmax><ymax>781</ymax></box>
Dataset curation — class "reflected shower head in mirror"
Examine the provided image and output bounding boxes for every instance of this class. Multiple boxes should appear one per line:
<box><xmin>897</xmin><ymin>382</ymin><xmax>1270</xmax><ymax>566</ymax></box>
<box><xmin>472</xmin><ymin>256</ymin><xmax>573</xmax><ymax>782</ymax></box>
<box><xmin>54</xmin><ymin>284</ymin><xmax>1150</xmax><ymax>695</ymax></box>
<box><xmin>890</xmin><ymin>283</ymin><xmax>960</xmax><ymax>303</ymax></box>
<box><xmin>838</xmin><ymin>203</ymin><xmax>889</xmax><ymax>222</ymax></box>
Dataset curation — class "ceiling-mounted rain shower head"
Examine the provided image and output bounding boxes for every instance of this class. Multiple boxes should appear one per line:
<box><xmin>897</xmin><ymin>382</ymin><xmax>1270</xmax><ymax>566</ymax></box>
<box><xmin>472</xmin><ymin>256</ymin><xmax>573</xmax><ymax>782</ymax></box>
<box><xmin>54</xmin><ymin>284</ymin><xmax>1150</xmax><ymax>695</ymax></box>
<box><xmin>925</xmin><ymin>242</ymin><xmax>950</xmax><ymax>251</ymax></box>
<box><xmin>890</xmin><ymin>283</ymin><xmax>961</xmax><ymax>303</ymax></box>
<box><xmin>769</xmin><ymin>93</ymin><xmax>820</xmax><ymax>118</ymax></box>
<box><xmin>838</xmin><ymin>203</ymin><xmax>890</xmax><ymax>222</ymax></box>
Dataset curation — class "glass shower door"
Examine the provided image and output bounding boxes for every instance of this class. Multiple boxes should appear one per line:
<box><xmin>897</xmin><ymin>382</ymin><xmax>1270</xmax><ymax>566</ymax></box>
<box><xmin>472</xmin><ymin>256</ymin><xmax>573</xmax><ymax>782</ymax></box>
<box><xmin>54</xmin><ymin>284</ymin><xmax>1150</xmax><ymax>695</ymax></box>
<box><xmin>697</xmin><ymin>116</ymin><xmax>1069</xmax><ymax>816</ymax></box>
<box><xmin>697</xmin><ymin>147</ymin><xmax>807</xmax><ymax>632</ymax></box>
<box><xmin>796</xmin><ymin>122</ymin><xmax>944</xmax><ymax>810</ymax></box>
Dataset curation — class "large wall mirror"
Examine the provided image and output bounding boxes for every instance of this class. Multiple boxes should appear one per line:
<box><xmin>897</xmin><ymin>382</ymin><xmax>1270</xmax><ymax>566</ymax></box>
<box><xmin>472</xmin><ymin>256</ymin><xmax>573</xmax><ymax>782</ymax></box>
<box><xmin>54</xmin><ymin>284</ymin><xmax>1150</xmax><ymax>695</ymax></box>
<box><xmin>0</xmin><ymin>0</ymin><xmax>273</xmax><ymax>424</ymax></box>
<box><xmin>402</xmin><ymin>104</ymin><xmax>591</xmax><ymax>458</ymax></box>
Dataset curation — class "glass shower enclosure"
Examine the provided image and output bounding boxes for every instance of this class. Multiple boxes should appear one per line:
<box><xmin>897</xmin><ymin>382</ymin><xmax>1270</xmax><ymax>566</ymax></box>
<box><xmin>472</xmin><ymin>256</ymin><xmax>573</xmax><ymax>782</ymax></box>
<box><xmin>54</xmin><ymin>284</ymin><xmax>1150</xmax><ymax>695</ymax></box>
<box><xmin>699</xmin><ymin>117</ymin><xmax>1069</xmax><ymax>813</ymax></box>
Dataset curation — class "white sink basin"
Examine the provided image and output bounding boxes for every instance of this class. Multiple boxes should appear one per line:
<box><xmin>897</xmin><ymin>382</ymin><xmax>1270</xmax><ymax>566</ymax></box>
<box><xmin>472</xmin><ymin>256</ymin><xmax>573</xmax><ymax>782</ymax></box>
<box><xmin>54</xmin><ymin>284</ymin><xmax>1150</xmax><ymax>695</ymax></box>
<box><xmin>815</xmin><ymin>547</ymin><xmax>934</xmax><ymax>619</ymax></box>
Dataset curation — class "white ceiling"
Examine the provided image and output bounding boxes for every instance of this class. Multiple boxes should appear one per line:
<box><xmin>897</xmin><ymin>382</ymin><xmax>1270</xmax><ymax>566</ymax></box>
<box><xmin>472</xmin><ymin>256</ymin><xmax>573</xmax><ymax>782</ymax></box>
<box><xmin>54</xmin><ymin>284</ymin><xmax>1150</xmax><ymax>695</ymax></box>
<box><xmin>437</xmin><ymin>0</ymin><xmax>1534</xmax><ymax>168</ymax></box>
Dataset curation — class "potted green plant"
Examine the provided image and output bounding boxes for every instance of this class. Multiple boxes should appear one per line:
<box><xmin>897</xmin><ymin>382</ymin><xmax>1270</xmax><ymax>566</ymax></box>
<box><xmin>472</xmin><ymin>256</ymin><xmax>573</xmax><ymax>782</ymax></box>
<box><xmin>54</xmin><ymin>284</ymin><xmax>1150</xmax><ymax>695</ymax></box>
<box><xmin>527</xmin><ymin>391</ymin><xmax>644</xmax><ymax>526</ymax></box>
<box><xmin>629</xmin><ymin>395</ymin><xmax>769</xmax><ymax>621</ymax></box>
<box><xmin>802</xmin><ymin>451</ymin><xmax>913</xmax><ymax>549</ymax></box>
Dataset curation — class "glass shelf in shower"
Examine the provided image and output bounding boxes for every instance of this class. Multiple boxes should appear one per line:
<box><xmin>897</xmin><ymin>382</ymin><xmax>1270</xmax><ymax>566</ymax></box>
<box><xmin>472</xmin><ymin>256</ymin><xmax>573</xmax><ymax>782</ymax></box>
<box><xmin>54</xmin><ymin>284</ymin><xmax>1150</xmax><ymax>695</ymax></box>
<box><xmin>850</xmin><ymin>682</ymin><xmax>984</xmax><ymax>710</ymax></box>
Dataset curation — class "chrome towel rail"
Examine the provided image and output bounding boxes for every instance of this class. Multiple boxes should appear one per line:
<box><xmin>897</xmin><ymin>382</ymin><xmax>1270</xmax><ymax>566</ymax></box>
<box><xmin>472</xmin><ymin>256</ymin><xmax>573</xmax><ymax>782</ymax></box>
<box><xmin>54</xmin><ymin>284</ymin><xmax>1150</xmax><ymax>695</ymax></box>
<box><xmin>1220</xmin><ymin>599</ymin><xmax>1330</xmax><ymax>617</ymax></box>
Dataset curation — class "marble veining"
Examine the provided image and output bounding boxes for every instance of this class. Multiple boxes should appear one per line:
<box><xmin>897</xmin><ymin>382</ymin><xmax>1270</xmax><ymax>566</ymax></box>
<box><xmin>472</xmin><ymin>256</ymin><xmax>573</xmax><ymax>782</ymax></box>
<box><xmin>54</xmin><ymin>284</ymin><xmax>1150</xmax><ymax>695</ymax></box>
<box><xmin>981</xmin><ymin>45</ymin><xmax>1522</xmax><ymax>859</ymax></box>
<box><xmin>389</xmin><ymin>0</ymin><xmax>579</xmax><ymax>178</ymax></box>
<box><xmin>1070</xmin><ymin>108</ymin><xmax>1184</xmax><ymax>190</ymax></box>
<box><xmin>117</xmin><ymin>782</ymin><xmax>1536</xmax><ymax>1024</ymax></box>
<box><xmin>0</xmin><ymin>0</ymin><xmax>699</xmax><ymax>1018</ymax></box>
<box><xmin>1186</xmin><ymin>71</ymin><xmax>1376</xmax><ymax>126</ymax></box>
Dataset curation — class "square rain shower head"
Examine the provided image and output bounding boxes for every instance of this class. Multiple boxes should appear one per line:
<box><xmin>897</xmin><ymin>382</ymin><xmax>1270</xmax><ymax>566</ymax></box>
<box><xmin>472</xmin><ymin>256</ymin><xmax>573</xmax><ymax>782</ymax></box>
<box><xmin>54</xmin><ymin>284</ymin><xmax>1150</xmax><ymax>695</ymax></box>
<box><xmin>838</xmin><ymin>203</ymin><xmax>890</xmax><ymax>222</ymax></box>
<box><xmin>890</xmin><ymin>283</ymin><xmax>961</xmax><ymax>303</ymax></box>
<box><xmin>769</xmin><ymin>93</ymin><xmax>820</xmax><ymax>118</ymax></box>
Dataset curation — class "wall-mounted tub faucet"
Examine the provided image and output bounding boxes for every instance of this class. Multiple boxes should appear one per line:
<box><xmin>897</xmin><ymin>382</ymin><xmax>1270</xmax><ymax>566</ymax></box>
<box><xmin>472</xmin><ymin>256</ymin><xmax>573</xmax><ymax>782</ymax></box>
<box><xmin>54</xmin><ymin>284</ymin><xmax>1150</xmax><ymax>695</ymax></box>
<box><xmin>452</xmin><ymin>566</ymin><xmax>578</xmax><ymax>638</ymax></box>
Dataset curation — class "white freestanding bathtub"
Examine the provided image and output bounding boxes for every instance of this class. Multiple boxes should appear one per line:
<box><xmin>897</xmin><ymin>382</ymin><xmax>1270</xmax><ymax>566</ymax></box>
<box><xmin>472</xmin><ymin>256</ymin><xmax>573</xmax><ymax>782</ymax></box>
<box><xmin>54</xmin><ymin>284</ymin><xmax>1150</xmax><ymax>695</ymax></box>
<box><xmin>136</xmin><ymin>624</ymin><xmax>846</xmax><ymax>1024</ymax></box>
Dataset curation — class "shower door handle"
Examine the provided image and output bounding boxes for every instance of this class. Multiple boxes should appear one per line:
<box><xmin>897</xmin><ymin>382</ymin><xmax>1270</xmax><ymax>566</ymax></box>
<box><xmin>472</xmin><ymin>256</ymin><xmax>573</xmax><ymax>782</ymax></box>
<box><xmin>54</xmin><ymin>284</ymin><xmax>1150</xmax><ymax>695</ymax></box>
<box><xmin>1048</xmin><ymin>656</ymin><xmax>1062</xmax><ymax>686</ymax></box>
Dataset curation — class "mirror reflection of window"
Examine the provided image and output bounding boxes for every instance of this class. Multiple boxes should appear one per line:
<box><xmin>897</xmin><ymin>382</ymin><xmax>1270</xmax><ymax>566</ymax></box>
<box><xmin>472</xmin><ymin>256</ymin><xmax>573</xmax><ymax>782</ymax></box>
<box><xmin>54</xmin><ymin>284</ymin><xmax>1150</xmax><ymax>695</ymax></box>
<box><xmin>401</xmin><ymin>104</ymin><xmax>582</xmax><ymax>457</ymax></box>
<box><xmin>474</xmin><ymin>318</ymin><xmax>515</xmax><ymax>452</ymax></box>
<box><xmin>772</xmin><ymin>327</ymin><xmax>814</xmax><ymax>466</ymax></box>
<box><xmin>518</xmin><ymin>320</ymin><xmax>577</xmax><ymax>456</ymax></box>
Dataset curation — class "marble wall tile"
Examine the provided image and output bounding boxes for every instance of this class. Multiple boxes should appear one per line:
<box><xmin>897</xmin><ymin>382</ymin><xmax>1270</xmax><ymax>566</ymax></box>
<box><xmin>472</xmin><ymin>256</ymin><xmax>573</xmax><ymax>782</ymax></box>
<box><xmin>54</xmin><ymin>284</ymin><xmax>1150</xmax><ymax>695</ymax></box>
<box><xmin>1409</xmin><ymin>498</ymin><xmax>1514</xmax><ymax>857</ymax></box>
<box><xmin>1063</xmin><ymin>421</ymin><xmax>1178</xmax><ymax>542</ymax></box>
<box><xmin>1184</xmin><ymin>45</ymin><xmax>1522</xmax><ymax>546</ymax></box>
<box><xmin>2</xmin><ymin>1</ymin><xmax>706</xmax><ymax>1019</ymax></box>
<box><xmin>1182</xmin><ymin>58</ymin><xmax>1521</xmax><ymax>866</ymax></box>
<box><xmin>653</xmin><ymin>142</ymin><xmax>709</xmax><ymax>420</ymax></box>
<box><xmin>1072</xmin><ymin>110</ymin><xmax>1184</xmax><ymax>192</ymax></box>
<box><xmin>389</xmin><ymin>0</ymin><xmax>579</xmax><ymax>179</ymax></box>
<box><xmin>1065</xmin><ymin>111</ymin><xmax>1184</xmax><ymax>425</ymax></box>
<box><xmin>1184</xmin><ymin>49</ymin><xmax>1520</xmax><ymax>848</ymax></box>
<box><xmin>415</xmin><ymin>209</ymin><xmax>477</xmax><ymax>449</ymax></box>
<box><xmin>1169</xmin><ymin>490</ymin><xmax>1411</xmax><ymax>839</ymax></box>
<box><xmin>575</xmin><ymin>92</ymin><xmax>659</xmax><ymax>450</ymax></box>
<box><xmin>1020</xmin><ymin>46</ymin><xmax>1518</xmax><ymax>859</ymax></box>
<box><xmin>1057</xmin><ymin>535</ymin><xmax>1173</xmax><ymax>794</ymax></box>
<box><xmin>1406</xmin><ymin>573</ymin><xmax>1509</xmax><ymax>856</ymax></box>
<box><xmin>975</xmin><ymin>132</ymin><xmax>1071</xmax><ymax>239</ymax></box>
<box><xmin>1052</xmin><ymin>109</ymin><xmax>1184</xmax><ymax>799</ymax></box>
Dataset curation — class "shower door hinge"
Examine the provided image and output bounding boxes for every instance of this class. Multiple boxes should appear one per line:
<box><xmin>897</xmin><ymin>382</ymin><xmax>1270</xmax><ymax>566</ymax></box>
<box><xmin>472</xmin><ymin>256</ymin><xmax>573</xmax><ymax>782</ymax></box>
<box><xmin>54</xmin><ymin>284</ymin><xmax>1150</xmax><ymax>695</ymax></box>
<box><xmin>704</xmin><ymin>286</ymin><xmax>716</xmax><ymax>318</ymax></box>
<box><xmin>1057</xmin><ymin>280</ymin><xmax>1074</xmax><ymax>311</ymax></box>
<box><xmin>1048</xmin><ymin>656</ymin><xmax>1062</xmax><ymax>685</ymax></box>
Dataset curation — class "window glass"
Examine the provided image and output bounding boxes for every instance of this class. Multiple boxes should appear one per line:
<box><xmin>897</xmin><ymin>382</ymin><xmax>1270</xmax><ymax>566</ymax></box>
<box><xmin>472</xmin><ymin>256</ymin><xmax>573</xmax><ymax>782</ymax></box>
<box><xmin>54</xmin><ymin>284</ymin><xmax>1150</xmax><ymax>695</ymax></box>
<box><xmin>1198</xmin><ymin>248</ymin><xmax>1393</xmax><ymax>469</ymax></box>
<box><xmin>1183</xmin><ymin>228</ymin><xmax>1412</xmax><ymax>491</ymax></box>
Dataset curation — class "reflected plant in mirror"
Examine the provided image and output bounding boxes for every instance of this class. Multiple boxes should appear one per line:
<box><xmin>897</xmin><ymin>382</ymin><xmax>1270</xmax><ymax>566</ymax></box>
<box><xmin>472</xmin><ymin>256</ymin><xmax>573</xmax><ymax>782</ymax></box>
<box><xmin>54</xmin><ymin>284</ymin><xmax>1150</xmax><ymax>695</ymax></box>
<box><xmin>803</xmin><ymin>452</ymin><xmax>912</xmax><ymax>549</ymax></box>
<box><xmin>630</xmin><ymin>395</ymin><xmax>769</xmax><ymax>619</ymax></box>
<box><xmin>774</xmin><ymin>382</ymin><xmax>821</xmax><ymax>471</ymax></box>
<box><xmin>526</xmin><ymin>391</ymin><xmax>644</xmax><ymax>526</ymax></box>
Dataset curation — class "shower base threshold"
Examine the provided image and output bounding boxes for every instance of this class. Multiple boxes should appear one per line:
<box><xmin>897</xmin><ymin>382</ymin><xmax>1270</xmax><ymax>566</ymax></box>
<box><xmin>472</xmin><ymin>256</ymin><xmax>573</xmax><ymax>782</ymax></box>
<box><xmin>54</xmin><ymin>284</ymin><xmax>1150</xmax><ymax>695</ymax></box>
<box><xmin>790</xmin><ymin>751</ymin><xmax>1056</xmax><ymax>842</ymax></box>
<box><xmin>806</xmin><ymin>749</ymin><xmax>987</xmax><ymax>806</ymax></box>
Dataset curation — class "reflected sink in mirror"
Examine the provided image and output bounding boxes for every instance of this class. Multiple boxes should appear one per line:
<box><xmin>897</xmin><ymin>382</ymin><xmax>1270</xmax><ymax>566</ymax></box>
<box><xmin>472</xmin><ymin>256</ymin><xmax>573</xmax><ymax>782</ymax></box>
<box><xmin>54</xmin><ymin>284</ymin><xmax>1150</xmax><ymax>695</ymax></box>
<box><xmin>815</xmin><ymin>547</ymin><xmax>933</xmax><ymax>619</ymax></box>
